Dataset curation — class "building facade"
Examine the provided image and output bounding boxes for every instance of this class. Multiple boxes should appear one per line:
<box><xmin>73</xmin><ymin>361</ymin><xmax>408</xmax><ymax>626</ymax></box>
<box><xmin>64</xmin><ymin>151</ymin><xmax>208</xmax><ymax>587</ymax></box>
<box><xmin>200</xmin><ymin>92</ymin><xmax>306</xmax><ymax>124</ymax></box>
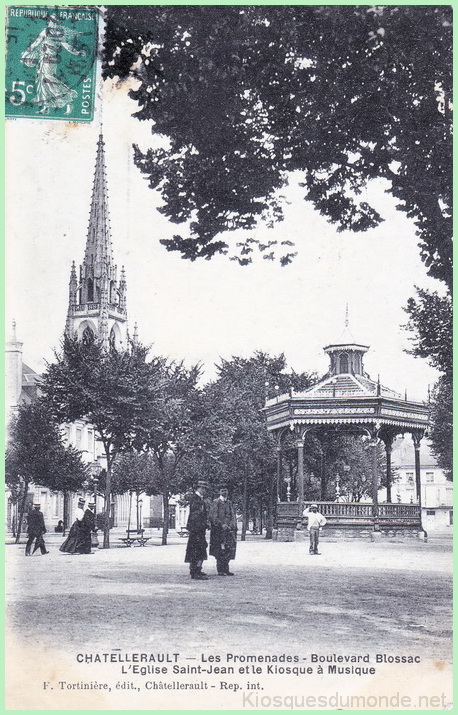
<box><xmin>379</xmin><ymin>438</ymin><xmax>453</xmax><ymax>532</ymax></box>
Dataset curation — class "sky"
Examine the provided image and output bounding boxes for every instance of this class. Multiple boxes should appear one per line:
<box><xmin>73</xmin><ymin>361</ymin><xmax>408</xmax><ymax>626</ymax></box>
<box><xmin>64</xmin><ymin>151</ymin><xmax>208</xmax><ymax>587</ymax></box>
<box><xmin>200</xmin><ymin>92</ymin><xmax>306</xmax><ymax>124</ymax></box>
<box><xmin>6</xmin><ymin>77</ymin><xmax>442</xmax><ymax>402</ymax></box>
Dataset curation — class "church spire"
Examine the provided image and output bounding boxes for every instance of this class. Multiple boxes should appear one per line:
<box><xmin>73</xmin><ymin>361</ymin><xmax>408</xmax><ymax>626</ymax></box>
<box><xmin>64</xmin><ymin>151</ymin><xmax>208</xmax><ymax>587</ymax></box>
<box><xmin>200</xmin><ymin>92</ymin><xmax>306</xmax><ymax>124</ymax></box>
<box><xmin>84</xmin><ymin>133</ymin><xmax>114</xmax><ymax>270</ymax></box>
<box><xmin>65</xmin><ymin>136</ymin><xmax>129</xmax><ymax>351</ymax></box>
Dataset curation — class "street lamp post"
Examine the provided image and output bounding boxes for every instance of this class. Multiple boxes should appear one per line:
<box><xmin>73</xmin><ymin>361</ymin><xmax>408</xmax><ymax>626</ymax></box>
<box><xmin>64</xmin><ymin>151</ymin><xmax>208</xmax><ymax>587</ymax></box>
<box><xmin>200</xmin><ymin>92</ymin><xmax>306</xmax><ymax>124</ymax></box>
<box><xmin>138</xmin><ymin>499</ymin><xmax>143</xmax><ymax>531</ymax></box>
<box><xmin>92</xmin><ymin>477</ymin><xmax>99</xmax><ymax>518</ymax></box>
<box><xmin>90</xmin><ymin>461</ymin><xmax>102</xmax><ymax>524</ymax></box>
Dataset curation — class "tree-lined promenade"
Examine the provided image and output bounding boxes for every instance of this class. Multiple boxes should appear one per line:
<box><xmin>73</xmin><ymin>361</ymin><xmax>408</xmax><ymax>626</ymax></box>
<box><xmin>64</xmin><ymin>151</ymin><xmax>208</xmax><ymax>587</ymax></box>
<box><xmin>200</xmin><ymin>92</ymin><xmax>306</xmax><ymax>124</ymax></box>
<box><xmin>6</xmin><ymin>332</ymin><xmax>398</xmax><ymax>548</ymax></box>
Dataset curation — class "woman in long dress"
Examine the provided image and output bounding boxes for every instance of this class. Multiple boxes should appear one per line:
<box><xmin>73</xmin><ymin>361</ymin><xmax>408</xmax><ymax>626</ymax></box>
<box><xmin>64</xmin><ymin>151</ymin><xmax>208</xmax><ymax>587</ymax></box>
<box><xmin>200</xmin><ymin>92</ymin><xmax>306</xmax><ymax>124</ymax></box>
<box><xmin>20</xmin><ymin>14</ymin><xmax>85</xmax><ymax>115</ymax></box>
<box><xmin>59</xmin><ymin>498</ymin><xmax>86</xmax><ymax>554</ymax></box>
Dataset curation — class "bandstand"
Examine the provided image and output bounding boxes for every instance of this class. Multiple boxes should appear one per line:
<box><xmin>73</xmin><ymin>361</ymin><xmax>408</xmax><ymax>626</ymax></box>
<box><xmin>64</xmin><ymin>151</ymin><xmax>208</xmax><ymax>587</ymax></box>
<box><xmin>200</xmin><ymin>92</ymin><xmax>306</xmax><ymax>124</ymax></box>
<box><xmin>263</xmin><ymin>325</ymin><xmax>429</xmax><ymax>540</ymax></box>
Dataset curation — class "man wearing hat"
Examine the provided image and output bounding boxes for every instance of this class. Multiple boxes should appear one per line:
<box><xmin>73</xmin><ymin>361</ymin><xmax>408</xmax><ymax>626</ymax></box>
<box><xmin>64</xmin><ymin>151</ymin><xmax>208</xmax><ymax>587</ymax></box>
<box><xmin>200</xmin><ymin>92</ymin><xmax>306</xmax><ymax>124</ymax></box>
<box><xmin>209</xmin><ymin>487</ymin><xmax>237</xmax><ymax>576</ymax></box>
<box><xmin>185</xmin><ymin>481</ymin><xmax>210</xmax><ymax>579</ymax></box>
<box><xmin>25</xmin><ymin>503</ymin><xmax>48</xmax><ymax>556</ymax></box>
<box><xmin>302</xmin><ymin>503</ymin><xmax>327</xmax><ymax>555</ymax></box>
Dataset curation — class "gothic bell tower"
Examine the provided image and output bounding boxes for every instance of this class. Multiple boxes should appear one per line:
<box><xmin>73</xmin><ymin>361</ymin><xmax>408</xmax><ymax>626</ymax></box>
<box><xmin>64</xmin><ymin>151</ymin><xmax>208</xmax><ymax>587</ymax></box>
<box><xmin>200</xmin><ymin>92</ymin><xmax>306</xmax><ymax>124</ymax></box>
<box><xmin>65</xmin><ymin>135</ymin><xmax>128</xmax><ymax>350</ymax></box>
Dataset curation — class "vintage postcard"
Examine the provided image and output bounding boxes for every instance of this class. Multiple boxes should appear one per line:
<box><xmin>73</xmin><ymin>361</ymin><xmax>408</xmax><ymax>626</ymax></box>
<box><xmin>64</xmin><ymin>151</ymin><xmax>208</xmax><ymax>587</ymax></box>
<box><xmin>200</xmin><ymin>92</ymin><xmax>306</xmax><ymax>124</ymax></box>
<box><xmin>5</xmin><ymin>4</ymin><xmax>452</xmax><ymax>711</ymax></box>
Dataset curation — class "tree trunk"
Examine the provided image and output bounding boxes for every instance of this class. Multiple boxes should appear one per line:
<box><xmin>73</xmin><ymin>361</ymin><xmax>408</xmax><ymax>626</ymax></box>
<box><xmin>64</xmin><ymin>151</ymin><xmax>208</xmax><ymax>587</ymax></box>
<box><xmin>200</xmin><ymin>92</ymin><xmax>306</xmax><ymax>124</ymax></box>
<box><xmin>62</xmin><ymin>490</ymin><xmax>69</xmax><ymax>536</ymax></box>
<box><xmin>136</xmin><ymin>491</ymin><xmax>141</xmax><ymax>531</ymax></box>
<box><xmin>241</xmin><ymin>466</ymin><xmax>248</xmax><ymax>541</ymax></box>
<box><xmin>162</xmin><ymin>488</ymin><xmax>169</xmax><ymax>546</ymax></box>
<box><xmin>103</xmin><ymin>459</ymin><xmax>112</xmax><ymax>549</ymax></box>
<box><xmin>11</xmin><ymin>505</ymin><xmax>17</xmax><ymax>539</ymax></box>
<box><xmin>265</xmin><ymin>473</ymin><xmax>273</xmax><ymax>540</ymax></box>
<box><xmin>15</xmin><ymin>481</ymin><xmax>29</xmax><ymax>544</ymax></box>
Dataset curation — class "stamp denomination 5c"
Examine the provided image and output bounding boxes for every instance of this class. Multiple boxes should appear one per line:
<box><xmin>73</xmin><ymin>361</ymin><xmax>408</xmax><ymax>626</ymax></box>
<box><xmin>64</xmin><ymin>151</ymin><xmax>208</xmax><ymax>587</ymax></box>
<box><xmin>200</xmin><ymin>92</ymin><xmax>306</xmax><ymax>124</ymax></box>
<box><xmin>5</xmin><ymin>5</ymin><xmax>98</xmax><ymax>121</ymax></box>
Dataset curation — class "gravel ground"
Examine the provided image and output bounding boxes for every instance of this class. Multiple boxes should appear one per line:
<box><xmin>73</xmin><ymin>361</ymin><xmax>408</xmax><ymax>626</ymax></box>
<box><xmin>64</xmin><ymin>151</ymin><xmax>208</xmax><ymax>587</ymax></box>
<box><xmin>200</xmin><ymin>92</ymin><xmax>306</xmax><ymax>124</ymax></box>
<box><xmin>5</xmin><ymin>531</ymin><xmax>453</xmax><ymax>710</ymax></box>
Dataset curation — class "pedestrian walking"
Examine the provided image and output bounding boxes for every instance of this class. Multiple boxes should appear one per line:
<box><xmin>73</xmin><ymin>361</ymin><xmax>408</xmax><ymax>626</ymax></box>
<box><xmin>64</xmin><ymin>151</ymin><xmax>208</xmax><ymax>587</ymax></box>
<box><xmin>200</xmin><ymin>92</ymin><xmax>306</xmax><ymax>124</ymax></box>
<box><xmin>302</xmin><ymin>503</ymin><xmax>326</xmax><ymax>555</ymax></box>
<box><xmin>185</xmin><ymin>481</ymin><xmax>210</xmax><ymax>580</ymax></box>
<box><xmin>25</xmin><ymin>503</ymin><xmax>48</xmax><ymax>556</ymax></box>
<box><xmin>209</xmin><ymin>487</ymin><xmax>237</xmax><ymax>576</ymax></box>
<box><xmin>59</xmin><ymin>497</ymin><xmax>87</xmax><ymax>554</ymax></box>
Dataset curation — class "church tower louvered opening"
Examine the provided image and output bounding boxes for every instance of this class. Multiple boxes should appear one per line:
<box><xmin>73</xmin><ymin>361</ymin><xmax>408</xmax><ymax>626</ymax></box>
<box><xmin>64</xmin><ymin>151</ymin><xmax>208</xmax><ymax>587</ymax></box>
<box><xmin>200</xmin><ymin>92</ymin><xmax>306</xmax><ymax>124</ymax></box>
<box><xmin>65</xmin><ymin>135</ymin><xmax>128</xmax><ymax>351</ymax></box>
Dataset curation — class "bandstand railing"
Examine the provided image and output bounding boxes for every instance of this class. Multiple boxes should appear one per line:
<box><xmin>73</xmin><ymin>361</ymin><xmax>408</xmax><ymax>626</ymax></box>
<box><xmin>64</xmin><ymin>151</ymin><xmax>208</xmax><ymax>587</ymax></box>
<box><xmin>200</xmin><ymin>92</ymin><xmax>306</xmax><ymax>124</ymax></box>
<box><xmin>276</xmin><ymin>501</ymin><xmax>421</xmax><ymax>528</ymax></box>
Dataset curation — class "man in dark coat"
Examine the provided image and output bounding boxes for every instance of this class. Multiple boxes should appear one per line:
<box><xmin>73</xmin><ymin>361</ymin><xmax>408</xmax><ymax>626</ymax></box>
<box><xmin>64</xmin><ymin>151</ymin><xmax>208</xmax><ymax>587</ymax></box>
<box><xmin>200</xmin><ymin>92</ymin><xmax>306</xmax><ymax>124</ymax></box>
<box><xmin>209</xmin><ymin>488</ymin><xmax>237</xmax><ymax>575</ymax></box>
<box><xmin>184</xmin><ymin>480</ymin><xmax>210</xmax><ymax>580</ymax></box>
<box><xmin>25</xmin><ymin>503</ymin><xmax>48</xmax><ymax>556</ymax></box>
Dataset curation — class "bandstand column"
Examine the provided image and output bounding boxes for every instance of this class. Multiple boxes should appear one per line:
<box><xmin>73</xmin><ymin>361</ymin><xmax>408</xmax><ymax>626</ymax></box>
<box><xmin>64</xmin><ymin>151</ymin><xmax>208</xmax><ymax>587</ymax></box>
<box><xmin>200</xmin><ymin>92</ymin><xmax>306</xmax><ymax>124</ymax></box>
<box><xmin>276</xmin><ymin>445</ymin><xmax>282</xmax><ymax>502</ymax></box>
<box><xmin>370</xmin><ymin>437</ymin><xmax>379</xmax><ymax>525</ymax></box>
<box><xmin>412</xmin><ymin>432</ymin><xmax>423</xmax><ymax>510</ymax></box>
<box><xmin>296</xmin><ymin>439</ymin><xmax>304</xmax><ymax>504</ymax></box>
<box><xmin>384</xmin><ymin>437</ymin><xmax>394</xmax><ymax>503</ymax></box>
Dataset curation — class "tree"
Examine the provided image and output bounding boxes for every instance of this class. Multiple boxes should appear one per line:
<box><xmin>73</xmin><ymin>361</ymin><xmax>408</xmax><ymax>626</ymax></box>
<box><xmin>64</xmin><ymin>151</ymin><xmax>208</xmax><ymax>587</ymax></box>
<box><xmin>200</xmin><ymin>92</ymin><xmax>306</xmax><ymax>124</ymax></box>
<box><xmin>103</xmin><ymin>5</ymin><xmax>451</xmax><ymax>284</ymax></box>
<box><xmin>112</xmin><ymin>452</ymin><xmax>159</xmax><ymax>530</ymax></box>
<box><xmin>404</xmin><ymin>288</ymin><xmax>452</xmax><ymax>477</ymax></box>
<box><xmin>405</xmin><ymin>288</ymin><xmax>452</xmax><ymax>377</ymax></box>
<box><xmin>184</xmin><ymin>352</ymin><xmax>315</xmax><ymax>538</ymax></box>
<box><xmin>42</xmin><ymin>334</ymin><xmax>164</xmax><ymax>547</ymax></box>
<box><xmin>139</xmin><ymin>360</ymin><xmax>204</xmax><ymax>545</ymax></box>
<box><xmin>5</xmin><ymin>399</ymin><xmax>88</xmax><ymax>542</ymax></box>
<box><xmin>428</xmin><ymin>376</ymin><xmax>452</xmax><ymax>478</ymax></box>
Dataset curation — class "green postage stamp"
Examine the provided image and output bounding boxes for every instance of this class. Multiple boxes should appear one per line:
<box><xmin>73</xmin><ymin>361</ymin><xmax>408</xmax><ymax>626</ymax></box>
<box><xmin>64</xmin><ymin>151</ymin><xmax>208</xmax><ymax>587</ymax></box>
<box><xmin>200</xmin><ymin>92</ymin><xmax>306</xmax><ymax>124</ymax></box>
<box><xmin>5</xmin><ymin>5</ymin><xmax>98</xmax><ymax>121</ymax></box>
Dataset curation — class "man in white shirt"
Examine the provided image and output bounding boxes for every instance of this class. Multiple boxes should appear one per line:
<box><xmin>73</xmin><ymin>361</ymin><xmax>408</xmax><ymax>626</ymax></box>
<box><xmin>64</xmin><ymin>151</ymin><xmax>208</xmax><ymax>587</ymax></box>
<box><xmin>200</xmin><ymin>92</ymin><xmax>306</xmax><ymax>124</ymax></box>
<box><xmin>302</xmin><ymin>503</ymin><xmax>326</xmax><ymax>555</ymax></box>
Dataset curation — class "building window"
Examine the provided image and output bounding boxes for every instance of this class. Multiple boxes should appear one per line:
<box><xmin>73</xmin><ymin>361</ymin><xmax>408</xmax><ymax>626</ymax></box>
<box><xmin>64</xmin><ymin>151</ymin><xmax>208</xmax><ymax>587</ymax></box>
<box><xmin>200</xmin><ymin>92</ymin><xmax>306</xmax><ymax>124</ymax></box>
<box><xmin>425</xmin><ymin>472</ymin><xmax>434</xmax><ymax>483</ymax></box>
<box><xmin>87</xmin><ymin>429</ymin><xmax>93</xmax><ymax>454</ymax></box>
<box><xmin>87</xmin><ymin>277</ymin><xmax>94</xmax><ymax>302</ymax></box>
<box><xmin>426</xmin><ymin>510</ymin><xmax>436</xmax><ymax>516</ymax></box>
<box><xmin>406</xmin><ymin>472</ymin><xmax>414</xmax><ymax>489</ymax></box>
<box><xmin>450</xmin><ymin>510</ymin><xmax>453</xmax><ymax>525</ymax></box>
<box><xmin>354</xmin><ymin>353</ymin><xmax>361</xmax><ymax>374</ymax></box>
<box><xmin>75</xmin><ymin>428</ymin><xmax>82</xmax><ymax>448</ymax></box>
<box><xmin>339</xmin><ymin>353</ymin><xmax>349</xmax><ymax>373</ymax></box>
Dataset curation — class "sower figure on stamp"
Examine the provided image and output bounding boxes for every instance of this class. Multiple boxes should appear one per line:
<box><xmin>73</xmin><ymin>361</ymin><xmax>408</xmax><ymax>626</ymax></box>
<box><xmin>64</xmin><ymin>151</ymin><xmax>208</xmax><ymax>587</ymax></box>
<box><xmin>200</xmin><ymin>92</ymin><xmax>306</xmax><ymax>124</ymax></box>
<box><xmin>302</xmin><ymin>503</ymin><xmax>326</xmax><ymax>555</ymax></box>
<box><xmin>209</xmin><ymin>487</ymin><xmax>237</xmax><ymax>576</ymax></box>
<box><xmin>25</xmin><ymin>503</ymin><xmax>48</xmax><ymax>556</ymax></box>
<box><xmin>185</xmin><ymin>480</ymin><xmax>210</xmax><ymax>580</ymax></box>
<box><xmin>20</xmin><ymin>14</ymin><xmax>86</xmax><ymax>116</ymax></box>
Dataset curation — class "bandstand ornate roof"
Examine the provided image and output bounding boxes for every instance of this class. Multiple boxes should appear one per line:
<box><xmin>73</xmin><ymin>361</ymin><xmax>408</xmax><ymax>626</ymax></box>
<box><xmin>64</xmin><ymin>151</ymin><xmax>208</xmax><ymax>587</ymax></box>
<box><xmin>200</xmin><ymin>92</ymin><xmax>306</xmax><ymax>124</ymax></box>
<box><xmin>264</xmin><ymin>331</ymin><xmax>429</xmax><ymax>437</ymax></box>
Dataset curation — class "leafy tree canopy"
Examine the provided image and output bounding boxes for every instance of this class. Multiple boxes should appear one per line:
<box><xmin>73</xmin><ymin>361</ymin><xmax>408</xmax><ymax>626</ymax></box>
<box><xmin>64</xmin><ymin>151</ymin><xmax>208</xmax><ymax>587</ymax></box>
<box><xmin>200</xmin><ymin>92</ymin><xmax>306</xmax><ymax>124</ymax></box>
<box><xmin>43</xmin><ymin>335</ymin><xmax>165</xmax><ymax>466</ymax></box>
<box><xmin>111</xmin><ymin>452</ymin><xmax>158</xmax><ymax>496</ymax></box>
<box><xmin>177</xmin><ymin>352</ymin><xmax>316</xmax><ymax>503</ymax></box>
<box><xmin>5</xmin><ymin>399</ymin><xmax>88</xmax><ymax>493</ymax></box>
<box><xmin>427</xmin><ymin>375</ymin><xmax>452</xmax><ymax>478</ymax></box>
<box><xmin>404</xmin><ymin>288</ymin><xmax>452</xmax><ymax>377</ymax></box>
<box><xmin>103</xmin><ymin>5</ymin><xmax>451</xmax><ymax>284</ymax></box>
